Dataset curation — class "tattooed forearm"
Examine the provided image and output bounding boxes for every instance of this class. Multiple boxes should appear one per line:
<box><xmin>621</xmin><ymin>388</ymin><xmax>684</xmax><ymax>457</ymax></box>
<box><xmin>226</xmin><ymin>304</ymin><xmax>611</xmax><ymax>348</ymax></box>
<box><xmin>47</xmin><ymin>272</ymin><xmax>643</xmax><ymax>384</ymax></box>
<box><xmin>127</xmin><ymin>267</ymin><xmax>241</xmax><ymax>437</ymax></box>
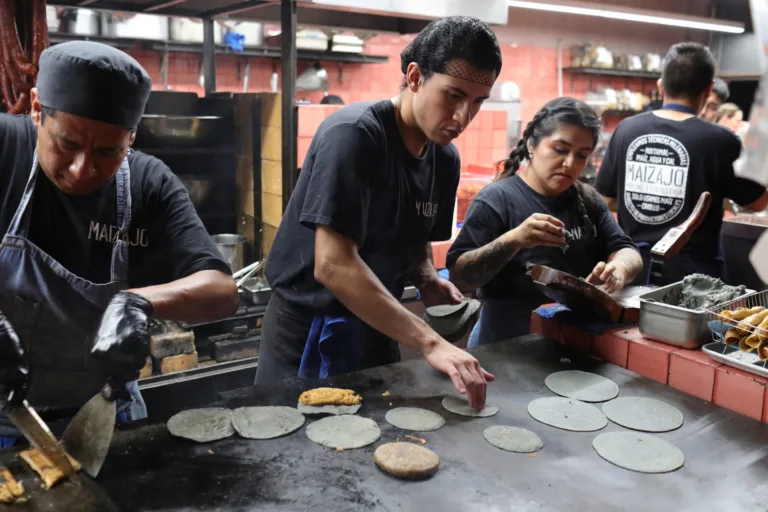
<box><xmin>451</xmin><ymin>239</ymin><xmax>517</xmax><ymax>290</ymax></box>
<box><xmin>609</xmin><ymin>248</ymin><xmax>643</xmax><ymax>280</ymax></box>
<box><xmin>409</xmin><ymin>244</ymin><xmax>439</xmax><ymax>288</ymax></box>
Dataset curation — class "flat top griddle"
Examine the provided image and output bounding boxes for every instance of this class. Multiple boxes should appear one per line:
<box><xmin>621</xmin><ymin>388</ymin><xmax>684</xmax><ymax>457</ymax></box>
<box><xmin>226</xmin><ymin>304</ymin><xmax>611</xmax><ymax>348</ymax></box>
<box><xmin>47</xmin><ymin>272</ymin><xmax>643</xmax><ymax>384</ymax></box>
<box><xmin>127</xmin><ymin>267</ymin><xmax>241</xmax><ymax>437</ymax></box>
<box><xmin>1</xmin><ymin>335</ymin><xmax>766</xmax><ymax>512</ymax></box>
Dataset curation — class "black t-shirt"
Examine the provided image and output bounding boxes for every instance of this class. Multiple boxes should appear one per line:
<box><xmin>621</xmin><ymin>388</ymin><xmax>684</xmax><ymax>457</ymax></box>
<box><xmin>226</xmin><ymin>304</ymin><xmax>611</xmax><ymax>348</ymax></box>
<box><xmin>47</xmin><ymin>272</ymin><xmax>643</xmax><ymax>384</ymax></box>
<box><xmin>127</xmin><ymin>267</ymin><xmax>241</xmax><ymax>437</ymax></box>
<box><xmin>266</xmin><ymin>100</ymin><xmax>460</xmax><ymax>312</ymax></box>
<box><xmin>446</xmin><ymin>175</ymin><xmax>637</xmax><ymax>307</ymax></box>
<box><xmin>595</xmin><ymin>112</ymin><xmax>765</xmax><ymax>257</ymax></box>
<box><xmin>0</xmin><ymin>114</ymin><xmax>230</xmax><ymax>287</ymax></box>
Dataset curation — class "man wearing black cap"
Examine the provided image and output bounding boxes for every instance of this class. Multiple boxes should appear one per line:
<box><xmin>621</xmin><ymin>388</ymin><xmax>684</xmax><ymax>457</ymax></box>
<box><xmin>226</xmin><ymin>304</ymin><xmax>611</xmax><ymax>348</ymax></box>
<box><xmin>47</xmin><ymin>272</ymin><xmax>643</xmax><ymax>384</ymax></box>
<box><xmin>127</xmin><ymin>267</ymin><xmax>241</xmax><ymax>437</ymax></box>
<box><xmin>0</xmin><ymin>41</ymin><xmax>238</xmax><ymax>445</ymax></box>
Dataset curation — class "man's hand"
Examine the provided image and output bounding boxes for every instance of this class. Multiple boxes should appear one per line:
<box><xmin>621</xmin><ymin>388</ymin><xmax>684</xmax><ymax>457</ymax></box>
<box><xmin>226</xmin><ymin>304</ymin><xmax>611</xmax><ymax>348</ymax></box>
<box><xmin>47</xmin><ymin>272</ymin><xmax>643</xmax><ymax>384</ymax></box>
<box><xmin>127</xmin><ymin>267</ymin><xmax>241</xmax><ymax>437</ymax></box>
<box><xmin>586</xmin><ymin>261</ymin><xmax>629</xmax><ymax>294</ymax></box>
<box><xmin>0</xmin><ymin>315</ymin><xmax>29</xmax><ymax>410</ymax></box>
<box><xmin>423</xmin><ymin>340</ymin><xmax>495</xmax><ymax>409</ymax></box>
<box><xmin>419</xmin><ymin>277</ymin><xmax>463</xmax><ymax>308</ymax></box>
<box><xmin>91</xmin><ymin>291</ymin><xmax>154</xmax><ymax>401</ymax></box>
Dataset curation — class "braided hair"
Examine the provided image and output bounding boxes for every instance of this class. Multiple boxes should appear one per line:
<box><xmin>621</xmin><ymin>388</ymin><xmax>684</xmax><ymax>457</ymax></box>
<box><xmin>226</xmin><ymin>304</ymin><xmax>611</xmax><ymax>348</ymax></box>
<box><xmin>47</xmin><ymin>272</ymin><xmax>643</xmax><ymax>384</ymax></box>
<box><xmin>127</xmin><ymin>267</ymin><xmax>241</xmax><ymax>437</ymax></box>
<box><xmin>496</xmin><ymin>97</ymin><xmax>602</xmax><ymax>242</ymax></box>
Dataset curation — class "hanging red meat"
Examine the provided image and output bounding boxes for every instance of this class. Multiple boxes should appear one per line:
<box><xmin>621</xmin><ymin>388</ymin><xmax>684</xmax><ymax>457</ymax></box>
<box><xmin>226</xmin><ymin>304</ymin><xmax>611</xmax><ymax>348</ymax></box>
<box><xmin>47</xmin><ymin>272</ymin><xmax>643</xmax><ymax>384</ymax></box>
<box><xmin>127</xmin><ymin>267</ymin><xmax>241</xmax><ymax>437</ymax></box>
<box><xmin>0</xmin><ymin>0</ymin><xmax>49</xmax><ymax>114</ymax></box>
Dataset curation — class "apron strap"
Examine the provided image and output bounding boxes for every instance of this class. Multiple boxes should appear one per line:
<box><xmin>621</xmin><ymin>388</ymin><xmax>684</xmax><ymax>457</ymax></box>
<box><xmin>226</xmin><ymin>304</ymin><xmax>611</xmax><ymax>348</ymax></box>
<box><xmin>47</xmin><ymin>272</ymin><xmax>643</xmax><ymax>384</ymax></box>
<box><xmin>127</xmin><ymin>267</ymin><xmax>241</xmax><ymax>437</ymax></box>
<box><xmin>110</xmin><ymin>157</ymin><xmax>132</xmax><ymax>285</ymax></box>
<box><xmin>5</xmin><ymin>152</ymin><xmax>41</xmax><ymax>238</ymax></box>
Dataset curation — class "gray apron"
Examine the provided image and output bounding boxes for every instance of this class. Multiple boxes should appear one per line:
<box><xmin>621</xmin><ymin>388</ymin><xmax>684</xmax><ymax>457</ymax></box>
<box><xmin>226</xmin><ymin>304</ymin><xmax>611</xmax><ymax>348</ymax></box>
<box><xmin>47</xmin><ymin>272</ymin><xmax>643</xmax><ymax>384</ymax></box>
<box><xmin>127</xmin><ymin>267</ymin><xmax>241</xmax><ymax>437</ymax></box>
<box><xmin>0</xmin><ymin>153</ymin><xmax>145</xmax><ymax>437</ymax></box>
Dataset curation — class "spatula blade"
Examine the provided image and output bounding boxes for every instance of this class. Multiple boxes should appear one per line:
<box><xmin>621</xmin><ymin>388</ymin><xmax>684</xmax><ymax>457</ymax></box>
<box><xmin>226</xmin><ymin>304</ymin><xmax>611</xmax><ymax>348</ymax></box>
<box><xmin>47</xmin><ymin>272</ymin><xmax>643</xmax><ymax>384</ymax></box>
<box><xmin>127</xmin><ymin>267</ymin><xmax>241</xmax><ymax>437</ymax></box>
<box><xmin>61</xmin><ymin>391</ymin><xmax>116</xmax><ymax>478</ymax></box>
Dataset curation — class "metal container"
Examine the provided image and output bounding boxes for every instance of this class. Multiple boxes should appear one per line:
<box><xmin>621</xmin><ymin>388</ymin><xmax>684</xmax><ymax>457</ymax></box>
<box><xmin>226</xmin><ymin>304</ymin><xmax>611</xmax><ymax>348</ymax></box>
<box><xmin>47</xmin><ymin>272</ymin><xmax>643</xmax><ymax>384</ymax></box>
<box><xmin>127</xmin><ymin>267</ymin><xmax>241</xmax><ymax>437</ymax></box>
<box><xmin>60</xmin><ymin>8</ymin><xmax>100</xmax><ymax>37</ymax></box>
<box><xmin>213</xmin><ymin>234</ymin><xmax>247</xmax><ymax>273</ymax></box>
<box><xmin>639</xmin><ymin>282</ymin><xmax>753</xmax><ymax>349</ymax></box>
<box><xmin>138</xmin><ymin>115</ymin><xmax>223</xmax><ymax>147</ymax></box>
<box><xmin>239</xmin><ymin>277</ymin><xmax>272</xmax><ymax>305</ymax></box>
<box><xmin>102</xmin><ymin>12</ymin><xmax>169</xmax><ymax>41</ymax></box>
<box><xmin>170</xmin><ymin>17</ymin><xmax>223</xmax><ymax>44</ymax></box>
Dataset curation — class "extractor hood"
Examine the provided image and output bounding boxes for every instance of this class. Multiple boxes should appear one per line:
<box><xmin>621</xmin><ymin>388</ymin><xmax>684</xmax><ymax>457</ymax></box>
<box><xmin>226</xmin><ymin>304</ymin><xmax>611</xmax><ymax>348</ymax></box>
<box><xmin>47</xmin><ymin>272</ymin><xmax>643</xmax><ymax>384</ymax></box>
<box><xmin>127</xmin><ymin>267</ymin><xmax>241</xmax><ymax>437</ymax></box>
<box><xmin>305</xmin><ymin>0</ymin><xmax>509</xmax><ymax>26</ymax></box>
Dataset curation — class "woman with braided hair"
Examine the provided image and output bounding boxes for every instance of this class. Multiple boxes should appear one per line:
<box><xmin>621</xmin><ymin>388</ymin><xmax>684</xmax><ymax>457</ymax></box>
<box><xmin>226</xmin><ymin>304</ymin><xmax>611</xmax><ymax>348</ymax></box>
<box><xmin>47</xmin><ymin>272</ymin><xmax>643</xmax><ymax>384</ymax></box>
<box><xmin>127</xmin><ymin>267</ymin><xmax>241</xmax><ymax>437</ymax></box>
<box><xmin>447</xmin><ymin>97</ymin><xmax>642</xmax><ymax>345</ymax></box>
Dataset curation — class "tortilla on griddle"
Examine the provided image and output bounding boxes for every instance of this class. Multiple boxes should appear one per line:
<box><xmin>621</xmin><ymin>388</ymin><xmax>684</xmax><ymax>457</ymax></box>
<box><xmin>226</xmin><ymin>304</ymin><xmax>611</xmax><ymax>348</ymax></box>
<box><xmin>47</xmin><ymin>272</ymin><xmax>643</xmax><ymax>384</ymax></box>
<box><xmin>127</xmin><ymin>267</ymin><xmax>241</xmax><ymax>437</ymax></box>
<box><xmin>601</xmin><ymin>397</ymin><xmax>683</xmax><ymax>433</ymax></box>
<box><xmin>528</xmin><ymin>397</ymin><xmax>607</xmax><ymax>432</ymax></box>
<box><xmin>592</xmin><ymin>431</ymin><xmax>684</xmax><ymax>474</ymax></box>
<box><xmin>231</xmin><ymin>406</ymin><xmax>305</xmax><ymax>440</ymax></box>
<box><xmin>305</xmin><ymin>415</ymin><xmax>381</xmax><ymax>449</ymax></box>
<box><xmin>483</xmin><ymin>426</ymin><xmax>543</xmax><ymax>453</ymax></box>
<box><xmin>544</xmin><ymin>370</ymin><xmax>619</xmax><ymax>403</ymax></box>
<box><xmin>441</xmin><ymin>396</ymin><xmax>498</xmax><ymax>418</ymax></box>
<box><xmin>385</xmin><ymin>407</ymin><xmax>445</xmax><ymax>432</ymax></box>
<box><xmin>167</xmin><ymin>408</ymin><xmax>235</xmax><ymax>443</ymax></box>
<box><xmin>374</xmin><ymin>442</ymin><xmax>440</xmax><ymax>479</ymax></box>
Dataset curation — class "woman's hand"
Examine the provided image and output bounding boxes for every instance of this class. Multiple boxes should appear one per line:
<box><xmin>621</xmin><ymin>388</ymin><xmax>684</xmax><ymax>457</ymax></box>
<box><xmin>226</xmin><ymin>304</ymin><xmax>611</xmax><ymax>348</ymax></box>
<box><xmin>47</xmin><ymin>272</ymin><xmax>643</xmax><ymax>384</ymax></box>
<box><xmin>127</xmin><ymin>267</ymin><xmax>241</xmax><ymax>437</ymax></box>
<box><xmin>507</xmin><ymin>213</ymin><xmax>566</xmax><ymax>250</ymax></box>
<box><xmin>587</xmin><ymin>261</ymin><xmax>629</xmax><ymax>294</ymax></box>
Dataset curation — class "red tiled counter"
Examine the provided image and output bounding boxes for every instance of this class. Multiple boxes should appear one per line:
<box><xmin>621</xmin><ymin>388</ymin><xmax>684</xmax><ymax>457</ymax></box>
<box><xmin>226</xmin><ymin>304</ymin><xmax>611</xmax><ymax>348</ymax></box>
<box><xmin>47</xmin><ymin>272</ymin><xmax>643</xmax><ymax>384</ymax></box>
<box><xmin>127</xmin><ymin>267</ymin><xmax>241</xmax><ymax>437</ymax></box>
<box><xmin>530</xmin><ymin>310</ymin><xmax>768</xmax><ymax>424</ymax></box>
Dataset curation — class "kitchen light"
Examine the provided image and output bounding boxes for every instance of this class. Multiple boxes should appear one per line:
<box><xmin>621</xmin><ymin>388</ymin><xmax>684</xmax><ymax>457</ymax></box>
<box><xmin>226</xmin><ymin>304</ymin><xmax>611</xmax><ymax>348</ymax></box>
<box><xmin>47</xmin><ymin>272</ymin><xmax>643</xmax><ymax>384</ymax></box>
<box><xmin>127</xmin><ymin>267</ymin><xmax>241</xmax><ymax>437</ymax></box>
<box><xmin>507</xmin><ymin>0</ymin><xmax>745</xmax><ymax>34</ymax></box>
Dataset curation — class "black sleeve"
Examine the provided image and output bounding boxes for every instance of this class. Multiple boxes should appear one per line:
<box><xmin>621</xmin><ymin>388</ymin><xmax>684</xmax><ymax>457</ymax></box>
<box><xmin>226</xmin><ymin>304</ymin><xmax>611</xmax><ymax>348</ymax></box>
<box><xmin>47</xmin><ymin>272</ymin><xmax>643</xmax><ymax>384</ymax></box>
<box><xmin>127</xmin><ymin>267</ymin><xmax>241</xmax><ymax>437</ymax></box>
<box><xmin>593</xmin><ymin>194</ymin><xmax>638</xmax><ymax>258</ymax></box>
<box><xmin>298</xmin><ymin>123</ymin><xmax>378</xmax><ymax>247</ymax></box>
<box><xmin>723</xmin><ymin>135</ymin><xmax>766</xmax><ymax>206</ymax></box>
<box><xmin>429</xmin><ymin>148</ymin><xmax>461</xmax><ymax>242</ymax></box>
<box><xmin>446</xmin><ymin>195</ymin><xmax>508</xmax><ymax>270</ymax></box>
<box><xmin>151</xmin><ymin>159</ymin><xmax>232</xmax><ymax>279</ymax></box>
<box><xmin>594</xmin><ymin>130</ymin><xmax>622</xmax><ymax>198</ymax></box>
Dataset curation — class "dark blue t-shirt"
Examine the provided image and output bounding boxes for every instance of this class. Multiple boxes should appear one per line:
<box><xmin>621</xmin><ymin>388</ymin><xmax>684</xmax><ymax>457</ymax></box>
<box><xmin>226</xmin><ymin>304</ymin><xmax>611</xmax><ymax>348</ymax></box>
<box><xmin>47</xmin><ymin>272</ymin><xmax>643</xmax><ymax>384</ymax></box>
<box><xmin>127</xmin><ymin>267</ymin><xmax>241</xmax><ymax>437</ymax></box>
<box><xmin>447</xmin><ymin>175</ymin><xmax>637</xmax><ymax>307</ymax></box>
<box><xmin>595</xmin><ymin>112</ymin><xmax>765</xmax><ymax>258</ymax></box>
<box><xmin>266</xmin><ymin>100</ymin><xmax>460</xmax><ymax>312</ymax></box>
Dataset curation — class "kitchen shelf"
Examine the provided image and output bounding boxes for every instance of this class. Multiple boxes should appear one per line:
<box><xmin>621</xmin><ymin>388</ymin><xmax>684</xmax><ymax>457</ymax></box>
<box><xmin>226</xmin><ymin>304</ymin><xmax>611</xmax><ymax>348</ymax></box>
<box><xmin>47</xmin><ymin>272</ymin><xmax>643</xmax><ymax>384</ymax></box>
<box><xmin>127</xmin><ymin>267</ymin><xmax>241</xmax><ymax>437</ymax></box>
<box><xmin>143</xmin><ymin>41</ymin><xmax>389</xmax><ymax>63</ymax></box>
<box><xmin>563</xmin><ymin>67</ymin><xmax>661</xmax><ymax>79</ymax></box>
<box><xmin>49</xmin><ymin>33</ymin><xmax>388</xmax><ymax>64</ymax></box>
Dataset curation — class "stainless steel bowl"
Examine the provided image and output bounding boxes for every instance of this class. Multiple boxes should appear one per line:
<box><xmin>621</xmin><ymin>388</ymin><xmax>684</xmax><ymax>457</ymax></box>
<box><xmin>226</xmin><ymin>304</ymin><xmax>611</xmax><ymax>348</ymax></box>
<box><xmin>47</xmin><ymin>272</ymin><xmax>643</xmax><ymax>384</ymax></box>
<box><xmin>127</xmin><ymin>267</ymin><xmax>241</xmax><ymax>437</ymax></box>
<box><xmin>139</xmin><ymin>115</ymin><xmax>223</xmax><ymax>147</ymax></box>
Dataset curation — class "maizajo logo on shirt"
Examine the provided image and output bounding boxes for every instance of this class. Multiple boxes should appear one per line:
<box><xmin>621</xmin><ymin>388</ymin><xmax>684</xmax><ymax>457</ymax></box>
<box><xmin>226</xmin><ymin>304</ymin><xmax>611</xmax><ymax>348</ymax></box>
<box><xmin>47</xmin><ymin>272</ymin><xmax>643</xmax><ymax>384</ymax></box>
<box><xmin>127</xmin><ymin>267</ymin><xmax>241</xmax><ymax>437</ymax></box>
<box><xmin>88</xmin><ymin>221</ymin><xmax>149</xmax><ymax>247</ymax></box>
<box><xmin>415</xmin><ymin>200</ymin><xmax>438</xmax><ymax>218</ymax></box>
<box><xmin>623</xmin><ymin>134</ymin><xmax>690</xmax><ymax>225</ymax></box>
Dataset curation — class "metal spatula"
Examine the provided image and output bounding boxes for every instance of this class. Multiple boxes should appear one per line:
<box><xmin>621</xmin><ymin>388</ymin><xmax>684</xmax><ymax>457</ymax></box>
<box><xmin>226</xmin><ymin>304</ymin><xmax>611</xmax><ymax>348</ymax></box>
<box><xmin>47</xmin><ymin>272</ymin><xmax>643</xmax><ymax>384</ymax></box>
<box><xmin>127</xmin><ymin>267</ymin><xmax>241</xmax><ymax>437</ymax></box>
<box><xmin>61</xmin><ymin>384</ymin><xmax>116</xmax><ymax>478</ymax></box>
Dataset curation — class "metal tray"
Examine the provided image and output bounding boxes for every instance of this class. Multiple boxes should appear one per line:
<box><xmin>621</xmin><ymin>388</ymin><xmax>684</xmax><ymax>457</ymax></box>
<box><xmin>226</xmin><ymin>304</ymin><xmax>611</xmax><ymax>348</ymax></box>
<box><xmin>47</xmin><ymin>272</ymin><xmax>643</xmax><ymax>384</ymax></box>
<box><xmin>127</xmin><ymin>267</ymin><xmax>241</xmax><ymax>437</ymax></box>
<box><xmin>239</xmin><ymin>277</ymin><xmax>272</xmax><ymax>305</ymax></box>
<box><xmin>638</xmin><ymin>282</ymin><xmax>753</xmax><ymax>349</ymax></box>
<box><xmin>703</xmin><ymin>341</ymin><xmax>768</xmax><ymax>379</ymax></box>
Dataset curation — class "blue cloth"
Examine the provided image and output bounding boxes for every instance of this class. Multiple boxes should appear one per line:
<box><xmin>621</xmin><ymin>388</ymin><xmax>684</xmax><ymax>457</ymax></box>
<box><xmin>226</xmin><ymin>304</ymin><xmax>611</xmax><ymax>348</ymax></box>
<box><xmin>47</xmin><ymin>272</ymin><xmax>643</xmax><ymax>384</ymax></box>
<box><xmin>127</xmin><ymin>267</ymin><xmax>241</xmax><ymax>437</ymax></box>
<box><xmin>298</xmin><ymin>315</ymin><xmax>367</xmax><ymax>379</ymax></box>
<box><xmin>534</xmin><ymin>304</ymin><xmax>633</xmax><ymax>334</ymax></box>
<box><xmin>224</xmin><ymin>32</ymin><xmax>245</xmax><ymax>51</ymax></box>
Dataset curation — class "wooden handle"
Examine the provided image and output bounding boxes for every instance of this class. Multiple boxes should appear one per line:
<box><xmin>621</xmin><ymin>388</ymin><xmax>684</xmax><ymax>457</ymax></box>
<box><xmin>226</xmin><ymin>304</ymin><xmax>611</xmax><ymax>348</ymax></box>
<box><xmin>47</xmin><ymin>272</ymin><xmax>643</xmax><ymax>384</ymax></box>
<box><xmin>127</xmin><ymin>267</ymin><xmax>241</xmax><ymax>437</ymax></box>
<box><xmin>650</xmin><ymin>191</ymin><xmax>712</xmax><ymax>260</ymax></box>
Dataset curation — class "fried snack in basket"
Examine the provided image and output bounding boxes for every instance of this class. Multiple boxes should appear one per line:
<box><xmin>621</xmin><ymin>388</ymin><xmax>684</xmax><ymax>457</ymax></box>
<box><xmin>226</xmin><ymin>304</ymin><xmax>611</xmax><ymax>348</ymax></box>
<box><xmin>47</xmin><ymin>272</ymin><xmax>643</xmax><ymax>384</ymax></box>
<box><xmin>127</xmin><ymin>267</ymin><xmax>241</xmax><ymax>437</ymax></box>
<box><xmin>743</xmin><ymin>333</ymin><xmax>762</xmax><ymax>350</ymax></box>
<box><xmin>720</xmin><ymin>306</ymin><xmax>764</xmax><ymax>321</ymax></box>
<box><xmin>755</xmin><ymin>315</ymin><xmax>768</xmax><ymax>343</ymax></box>
<box><xmin>735</xmin><ymin>309</ymin><xmax>768</xmax><ymax>336</ymax></box>
<box><xmin>740</xmin><ymin>335</ymin><xmax>757</xmax><ymax>353</ymax></box>
<box><xmin>758</xmin><ymin>340</ymin><xmax>768</xmax><ymax>361</ymax></box>
<box><xmin>724</xmin><ymin>328</ymin><xmax>743</xmax><ymax>345</ymax></box>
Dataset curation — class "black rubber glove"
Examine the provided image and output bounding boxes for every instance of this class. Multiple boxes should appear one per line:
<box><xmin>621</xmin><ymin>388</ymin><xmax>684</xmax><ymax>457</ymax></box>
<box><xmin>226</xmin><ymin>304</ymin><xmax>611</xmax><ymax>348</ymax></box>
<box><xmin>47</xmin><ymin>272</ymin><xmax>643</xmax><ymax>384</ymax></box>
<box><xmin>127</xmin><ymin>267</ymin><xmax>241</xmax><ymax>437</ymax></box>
<box><xmin>91</xmin><ymin>291</ymin><xmax>154</xmax><ymax>402</ymax></box>
<box><xmin>0</xmin><ymin>314</ymin><xmax>29</xmax><ymax>410</ymax></box>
